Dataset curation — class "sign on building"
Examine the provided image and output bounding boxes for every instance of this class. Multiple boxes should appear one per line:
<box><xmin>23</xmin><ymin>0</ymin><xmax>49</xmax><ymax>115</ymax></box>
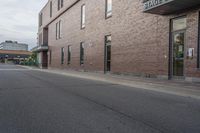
<box><xmin>143</xmin><ymin>0</ymin><xmax>174</xmax><ymax>11</ymax></box>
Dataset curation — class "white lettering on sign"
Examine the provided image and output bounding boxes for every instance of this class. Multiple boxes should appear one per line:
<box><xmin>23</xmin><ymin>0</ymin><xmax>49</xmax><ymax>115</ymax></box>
<box><xmin>144</xmin><ymin>0</ymin><xmax>173</xmax><ymax>11</ymax></box>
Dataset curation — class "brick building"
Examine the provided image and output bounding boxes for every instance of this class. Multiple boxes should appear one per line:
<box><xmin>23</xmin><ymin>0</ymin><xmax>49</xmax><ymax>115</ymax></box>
<box><xmin>35</xmin><ymin>0</ymin><xmax>200</xmax><ymax>82</ymax></box>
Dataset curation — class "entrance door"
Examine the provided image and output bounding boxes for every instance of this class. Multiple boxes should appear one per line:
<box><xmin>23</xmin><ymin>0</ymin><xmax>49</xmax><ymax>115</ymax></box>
<box><xmin>169</xmin><ymin>16</ymin><xmax>187</xmax><ymax>79</ymax></box>
<box><xmin>105</xmin><ymin>35</ymin><xmax>111</xmax><ymax>73</ymax></box>
<box><xmin>42</xmin><ymin>51</ymin><xmax>48</xmax><ymax>68</ymax></box>
<box><xmin>172</xmin><ymin>32</ymin><xmax>185</xmax><ymax>77</ymax></box>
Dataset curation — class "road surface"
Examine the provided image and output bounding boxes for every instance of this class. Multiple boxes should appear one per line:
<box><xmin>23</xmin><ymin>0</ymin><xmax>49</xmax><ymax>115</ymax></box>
<box><xmin>0</xmin><ymin>64</ymin><xmax>200</xmax><ymax>133</ymax></box>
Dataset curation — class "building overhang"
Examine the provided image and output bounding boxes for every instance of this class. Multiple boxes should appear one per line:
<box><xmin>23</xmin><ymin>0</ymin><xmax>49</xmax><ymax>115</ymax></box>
<box><xmin>143</xmin><ymin>0</ymin><xmax>200</xmax><ymax>15</ymax></box>
<box><xmin>31</xmin><ymin>45</ymin><xmax>49</xmax><ymax>52</ymax></box>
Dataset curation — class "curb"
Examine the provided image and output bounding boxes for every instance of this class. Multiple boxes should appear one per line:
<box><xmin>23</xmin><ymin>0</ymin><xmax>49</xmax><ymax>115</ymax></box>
<box><xmin>19</xmin><ymin>65</ymin><xmax>200</xmax><ymax>100</ymax></box>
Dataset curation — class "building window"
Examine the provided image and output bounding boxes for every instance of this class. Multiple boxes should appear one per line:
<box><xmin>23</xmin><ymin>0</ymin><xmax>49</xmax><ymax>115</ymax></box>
<box><xmin>58</xmin><ymin>0</ymin><xmax>60</xmax><ymax>10</ymax></box>
<box><xmin>58</xmin><ymin>0</ymin><xmax>64</xmax><ymax>11</ymax></box>
<box><xmin>81</xmin><ymin>4</ymin><xmax>86</xmax><ymax>29</ymax></box>
<box><xmin>80</xmin><ymin>42</ymin><xmax>84</xmax><ymax>65</ymax></box>
<box><xmin>61</xmin><ymin>47</ymin><xmax>64</xmax><ymax>64</ymax></box>
<box><xmin>39</xmin><ymin>33</ymin><xmax>43</xmax><ymax>45</ymax></box>
<box><xmin>61</xmin><ymin>0</ymin><xmax>64</xmax><ymax>8</ymax></box>
<box><xmin>56</xmin><ymin>23</ymin><xmax>58</xmax><ymax>40</ymax></box>
<box><xmin>50</xmin><ymin>1</ymin><xmax>53</xmax><ymax>17</ymax></box>
<box><xmin>59</xmin><ymin>20</ymin><xmax>62</xmax><ymax>39</ymax></box>
<box><xmin>105</xmin><ymin>35</ymin><xmax>111</xmax><ymax>72</ymax></box>
<box><xmin>105</xmin><ymin>0</ymin><xmax>112</xmax><ymax>18</ymax></box>
<box><xmin>56</xmin><ymin>20</ymin><xmax>62</xmax><ymax>40</ymax></box>
<box><xmin>39</xmin><ymin>13</ymin><xmax>43</xmax><ymax>27</ymax></box>
<box><xmin>68</xmin><ymin>45</ymin><xmax>72</xmax><ymax>64</ymax></box>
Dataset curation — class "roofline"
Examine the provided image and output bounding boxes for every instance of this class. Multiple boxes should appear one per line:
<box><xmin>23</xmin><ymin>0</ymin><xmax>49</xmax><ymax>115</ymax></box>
<box><xmin>39</xmin><ymin>0</ymin><xmax>50</xmax><ymax>14</ymax></box>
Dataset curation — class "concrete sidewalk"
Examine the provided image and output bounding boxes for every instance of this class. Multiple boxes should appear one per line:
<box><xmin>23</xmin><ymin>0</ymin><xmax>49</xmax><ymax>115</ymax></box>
<box><xmin>20</xmin><ymin>65</ymin><xmax>200</xmax><ymax>100</ymax></box>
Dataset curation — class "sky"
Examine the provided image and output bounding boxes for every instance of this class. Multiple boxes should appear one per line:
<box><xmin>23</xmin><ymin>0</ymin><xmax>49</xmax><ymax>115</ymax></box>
<box><xmin>0</xmin><ymin>0</ymin><xmax>48</xmax><ymax>50</ymax></box>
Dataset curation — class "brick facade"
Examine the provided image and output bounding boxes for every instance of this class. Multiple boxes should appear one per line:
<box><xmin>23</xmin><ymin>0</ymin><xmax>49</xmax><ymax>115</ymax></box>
<box><xmin>38</xmin><ymin>0</ymin><xmax>200</xmax><ymax>81</ymax></box>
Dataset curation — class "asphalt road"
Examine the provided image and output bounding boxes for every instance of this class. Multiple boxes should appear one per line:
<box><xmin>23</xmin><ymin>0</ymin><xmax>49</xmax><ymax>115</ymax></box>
<box><xmin>0</xmin><ymin>64</ymin><xmax>200</xmax><ymax>133</ymax></box>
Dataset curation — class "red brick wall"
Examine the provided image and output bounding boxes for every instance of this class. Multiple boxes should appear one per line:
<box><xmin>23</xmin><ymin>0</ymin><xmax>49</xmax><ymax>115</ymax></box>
<box><xmin>40</xmin><ymin>0</ymin><xmax>200</xmax><ymax>79</ymax></box>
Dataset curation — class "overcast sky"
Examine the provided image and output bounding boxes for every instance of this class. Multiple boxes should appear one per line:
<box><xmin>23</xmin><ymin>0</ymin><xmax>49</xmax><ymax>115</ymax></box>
<box><xmin>0</xmin><ymin>0</ymin><xmax>48</xmax><ymax>50</ymax></box>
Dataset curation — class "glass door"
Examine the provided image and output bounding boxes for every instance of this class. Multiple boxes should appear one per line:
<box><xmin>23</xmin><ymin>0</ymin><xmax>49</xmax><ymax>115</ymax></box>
<box><xmin>169</xmin><ymin>16</ymin><xmax>186</xmax><ymax>79</ymax></box>
<box><xmin>172</xmin><ymin>32</ymin><xmax>185</xmax><ymax>77</ymax></box>
<box><xmin>105</xmin><ymin>35</ymin><xmax>111</xmax><ymax>73</ymax></box>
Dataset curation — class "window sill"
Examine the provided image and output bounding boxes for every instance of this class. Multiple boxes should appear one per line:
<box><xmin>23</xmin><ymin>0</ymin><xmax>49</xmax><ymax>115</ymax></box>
<box><xmin>105</xmin><ymin>15</ymin><xmax>112</xmax><ymax>20</ymax></box>
<box><xmin>81</xmin><ymin>27</ymin><xmax>85</xmax><ymax>30</ymax></box>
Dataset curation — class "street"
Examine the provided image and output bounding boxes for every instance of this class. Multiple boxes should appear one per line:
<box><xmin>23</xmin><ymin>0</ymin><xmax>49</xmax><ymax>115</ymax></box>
<box><xmin>0</xmin><ymin>64</ymin><xmax>200</xmax><ymax>133</ymax></box>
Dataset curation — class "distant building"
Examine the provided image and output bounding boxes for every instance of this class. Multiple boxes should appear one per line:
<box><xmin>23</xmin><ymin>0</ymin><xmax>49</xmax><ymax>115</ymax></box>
<box><xmin>0</xmin><ymin>41</ymin><xmax>28</xmax><ymax>51</ymax></box>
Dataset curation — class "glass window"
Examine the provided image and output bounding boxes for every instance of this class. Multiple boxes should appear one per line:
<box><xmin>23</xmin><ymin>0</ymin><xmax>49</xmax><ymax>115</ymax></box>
<box><xmin>58</xmin><ymin>0</ymin><xmax>63</xmax><ymax>10</ymax></box>
<box><xmin>106</xmin><ymin>0</ymin><xmax>112</xmax><ymax>18</ymax></box>
<box><xmin>50</xmin><ymin>1</ymin><xmax>52</xmax><ymax>17</ymax></box>
<box><xmin>105</xmin><ymin>35</ymin><xmax>111</xmax><ymax>72</ymax></box>
<box><xmin>39</xmin><ymin>33</ymin><xmax>43</xmax><ymax>45</ymax></box>
<box><xmin>68</xmin><ymin>45</ymin><xmax>72</xmax><ymax>64</ymax></box>
<box><xmin>58</xmin><ymin>0</ymin><xmax>60</xmax><ymax>10</ymax></box>
<box><xmin>80</xmin><ymin>42</ymin><xmax>84</xmax><ymax>65</ymax></box>
<box><xmin>61</xmin><ymin>47</ymin><xmax>64</xmax><ymax>64</ymax></box>
<box><xmin>172</xmin><ymin>17</ymin><xmax>187</xmax><ymax>31</ymax></box>
<box><xmin>81</xmin><ymin>4</ymin><xmax>86</xmax><ymax>29</ymax></box>
<box><xmin>56</xmin><ymin>22</ymin><xmax>58</xmax><ymax>40</ymax></box>
<box><xmin>59</xmin><ymin>20</ymin><xmax>62</xmax><ymax>39</ymax></box>
<box><xmin>61</xmin><ymin>0</ymin><xmax>64</xmax><ymax>8</ymax></box>
<box><xmin>56</xmin><ymin>20</ymin><xmax>62</xmax><ymax>39</ymax></box>
<box><xmin>39</xmin><ymin>13</ymin><xmax>43</xmax><ymax>27</ymax></box>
